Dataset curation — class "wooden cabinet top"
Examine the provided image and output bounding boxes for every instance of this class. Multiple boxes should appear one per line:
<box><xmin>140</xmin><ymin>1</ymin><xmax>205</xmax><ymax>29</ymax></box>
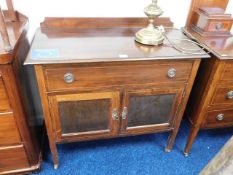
<box><xmin>183</xmin><ymin>27</ymin><xmax>233</xmax><ymax>59</ymax></box>
<box><xmin>25</xmin><ymin>26</ymin><xmax>209</xmax><ymax>65</ymax></box>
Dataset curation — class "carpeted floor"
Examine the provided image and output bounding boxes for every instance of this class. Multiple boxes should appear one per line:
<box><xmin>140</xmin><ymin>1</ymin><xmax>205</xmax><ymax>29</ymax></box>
<box><xmin>37</xmin><ymin>120</ymin><xmax>233</xmax><ymax>175</ymax></box>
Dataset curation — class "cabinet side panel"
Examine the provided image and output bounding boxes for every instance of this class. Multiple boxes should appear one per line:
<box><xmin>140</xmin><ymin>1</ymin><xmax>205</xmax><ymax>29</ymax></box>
<box><xmin>185</xmin><ymin>57</ymin><xmax>218</xmax><ymax>125</ymax></box>
<box><xmin>12</xmin><ymin>34</ymin><xmax>43</xmax><ymax>166</ymax></box>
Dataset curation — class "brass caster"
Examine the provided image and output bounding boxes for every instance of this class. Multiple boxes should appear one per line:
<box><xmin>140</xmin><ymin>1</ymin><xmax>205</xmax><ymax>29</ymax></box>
<box><xmin>184</xmin><ymin>152</ymin><xmax>189</xmax><ymax>157</ymax></box>
<box><xmin>54</xmin><ymin>164</ymin><xmax>58</xmax><ymax>170</ymax></box>
<box><xmin>164</xmin><ymin>148</ymin><xmax>171</xmax><ymax>153</ymax></box>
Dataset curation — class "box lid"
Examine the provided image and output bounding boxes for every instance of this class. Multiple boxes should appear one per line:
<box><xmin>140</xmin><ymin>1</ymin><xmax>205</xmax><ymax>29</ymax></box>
<box><xmin>199</xmin><ymin>7</ymin><xmax>232</xmax><ymax>18</ymax></box>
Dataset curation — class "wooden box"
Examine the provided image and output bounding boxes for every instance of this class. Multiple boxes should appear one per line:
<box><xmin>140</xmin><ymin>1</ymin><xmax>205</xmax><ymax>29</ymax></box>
<box><xmin>192</xmin><ymin>7</ymin><xmax>233</xmax><ymax>36</ymax></box>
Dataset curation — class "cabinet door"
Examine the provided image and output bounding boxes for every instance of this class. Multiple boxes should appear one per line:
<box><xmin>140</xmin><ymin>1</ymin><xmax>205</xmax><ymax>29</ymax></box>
<box><xmin>49</xmin><ymin>91</ymin><xmax>120</xmax><ymax>141</ymax></box>
<box><xmin>120</xmin><ymin>88</ymin><xmax>183</xmax><ymax>135</ymax></box>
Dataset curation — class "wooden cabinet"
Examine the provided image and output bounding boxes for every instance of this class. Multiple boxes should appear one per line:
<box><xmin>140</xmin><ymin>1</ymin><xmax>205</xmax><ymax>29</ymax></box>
<box><xmin>25</xmin><ymin>17</ymin><xmax>208</xmax><ymax>168</ymax></box>
<box><xmin>0</xmin><ymin>66</ymin><xmax>42</xmax><ymax>175</ymax></box>
<box><xmin>183</xmin><ymin>0</ymin><xmax>233</xmax><ymax>156</ymax></box>
<box><xmin>0</xmin><ymin>3</ymin><xmax>43</xmax><ymax>174</ymax></box>
<box><xmin>183</xmin><ymin>53</ymin><xmax>233</xmax><ymax>156</ymax></box>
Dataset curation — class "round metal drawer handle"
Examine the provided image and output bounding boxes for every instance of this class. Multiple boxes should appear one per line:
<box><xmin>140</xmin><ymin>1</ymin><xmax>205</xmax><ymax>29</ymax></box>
<box><xmin>216</xmin><ymin>114</ymin><xmax>224</xmax><ymax>121</ymax></box>
<box><xmin>215</xmin><ymin>23</ymin><xmax>223</xmax><ymax>31</ymax></box>
<box><xmin>64</xmin><ymin>73</ymin><xmax>74</xmax><ymax>83</ymax></box>
<box><xmin>167</xmin><ymin>68</ymin><xmax>176</xmax><ymax>78</ymax></box>
<box><xmin>227</xmin><ymin>91</ymin><xmax>233</xmax><ymax>99</ymax></box>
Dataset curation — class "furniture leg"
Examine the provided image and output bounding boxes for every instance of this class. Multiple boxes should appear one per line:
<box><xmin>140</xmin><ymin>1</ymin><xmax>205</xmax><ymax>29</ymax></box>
<box><xmin>165</xmin><ymin>128</ymin><xmax>180</xmax><ymax>152</ymax></box>
<box><xmin>165</xmin><ymin>107</ymin><xmax>187</xmax><ymax>152</ymax></box>
<box><xmin>34</xmin><ymin>65</ymin><xmax>59</xmax><ymax>169</ymax></box>
<box><xmin>47</xmin><ymin>133</ymin><xmax>59</xmax><ymax>169</ymax></box>
<box><xmin>184</xmin><ymin>125</ymin><xmax>200</xmax><ymax>157</ymax></box>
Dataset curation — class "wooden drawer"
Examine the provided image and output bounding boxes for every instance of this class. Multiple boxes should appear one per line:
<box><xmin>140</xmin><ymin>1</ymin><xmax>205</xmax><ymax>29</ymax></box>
<box><xmin>0</xmin><ymin>145</ymin><xmax>29</xmax><ymax>172</ymax></box>
<box><xmin>210</xmin><ymin>85</ymin><xmax>233</xmax><ymax>106</ymax></box>
<box><xmin>0</xmin><ymin>76</ymin><xmax>11</xmax><ymax>112</ymax></box>
<box><xmin>204</xmin><ymin>109</ymin><xmax>233</xmax><ymax>128</ymax></box>
<box><xmin>0</xmin><ymin>113</ymin><xmax>21</xmax><ymax>146</ymax></box>
<box><xmin>220</xmin><ymin>61</ymin><xmax>233</xmax><ymax>82</ymax></box>
<box><xmin>44</xmin><ymin>61</ymin><xmax>193</xmax><ymax>92</ymax></box>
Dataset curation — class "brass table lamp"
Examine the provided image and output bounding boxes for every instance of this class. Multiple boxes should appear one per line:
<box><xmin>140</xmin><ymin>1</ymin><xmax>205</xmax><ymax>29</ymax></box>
<box><xmin>135</xmin><ymin>0</ymin><xmax>165</xmax><ymax>45</ymax></box>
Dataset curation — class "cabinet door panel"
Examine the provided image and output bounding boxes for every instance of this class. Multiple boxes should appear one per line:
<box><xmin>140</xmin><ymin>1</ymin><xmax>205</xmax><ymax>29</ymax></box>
<box><xmin>121</xmin><ymin>88</ymin><xmax>183</xmax><ymax>134</ymax></box>
<box><xmin>127</xmin><ymin>94</ymin><xmax>176</xmax><ymax>127</ymax></box>
<box><xmin>49</xmin><ymin>92</ymin><xmax>120</xmax><ymax>141</ymax></box>
<box><xmin>59</xmin><ymin>99</ymin><xmax>110</xmax><ymax>134</ymax></box>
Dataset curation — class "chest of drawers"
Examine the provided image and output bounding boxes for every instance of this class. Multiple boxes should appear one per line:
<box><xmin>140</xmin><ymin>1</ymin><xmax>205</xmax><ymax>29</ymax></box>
<box><xmin>183</xmin><ymin>28</ymin><xmax>233</xmax><ymax>156</ymax></box>
<box><xmin>0</xmin><ymin>6</ymin><xmax>42</xmax><ymax>175</ymax></box>
<box><xmin>25</xmin><ymin>17</ymin><xmax>209</xmax><ymax>168</ymax></box>
<box><xmin>183</xmin><ymin>0</ymin><xmax>233</xmax><ymax>156</ymax></box>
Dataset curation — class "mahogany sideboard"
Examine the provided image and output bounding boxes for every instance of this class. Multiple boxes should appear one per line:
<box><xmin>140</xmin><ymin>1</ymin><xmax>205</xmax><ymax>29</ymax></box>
<box><xmin>183</xmin><ymin>0</ymin><xmax>233</xmax><ymax>156</ymax></box>
<box><xmin>24</xmin><ymin>17</ymin><xmax>209</xmax><ymax>168</ymax></box>
<box><xmin>0</xmin><ymin>2</ymin><xmax>43</xmax><ymax>174</ymax></box>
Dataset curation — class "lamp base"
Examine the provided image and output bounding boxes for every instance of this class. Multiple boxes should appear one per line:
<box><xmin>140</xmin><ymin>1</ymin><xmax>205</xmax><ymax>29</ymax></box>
<box><xmin>135</xmin><ymin>24</ymin><xmax>164</xmax><ymax>46</ymax></box>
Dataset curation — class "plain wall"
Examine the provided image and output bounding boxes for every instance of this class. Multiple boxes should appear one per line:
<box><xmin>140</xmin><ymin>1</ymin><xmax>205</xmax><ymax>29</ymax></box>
<box><xmin>0</xmin><ymin>0</ymin><xmax>233</xmax><ymax>40</ymax></box>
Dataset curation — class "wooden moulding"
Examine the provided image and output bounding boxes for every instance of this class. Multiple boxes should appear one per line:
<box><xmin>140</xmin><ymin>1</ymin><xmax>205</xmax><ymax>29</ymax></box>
<box><xmin>40</xmin><ymin>17</ymin><xmax>174</xmax><ymax>30</ymax></box>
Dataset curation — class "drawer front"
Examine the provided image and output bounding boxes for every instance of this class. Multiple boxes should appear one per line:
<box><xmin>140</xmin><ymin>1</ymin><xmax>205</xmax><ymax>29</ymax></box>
<box><xmin>0</xmin><ymin>145</ymin><xmax>29</xmax><ymax>172</ymax></box>
<box><xmin>193</xmin><ymin>11</ymin><xmax>233</xmax><ymax>33</ymax></box>
<box><xmin>0</xmin><ymin>113</ymin><xmax>21</xmax><ymax>146</ymax></box>
<box><xmin>210</xmin><ymin>85</ymin><xmax>233</xmax><ymax>106</ymax></box>
<box><xmin>0</xmin><ymin>76</ymin><xmax>11</xmax><ymax>112</ymax></box>
<box><xmin>220</xmin><ymin>61</ymin><xmax>233</xmax><ymax>82</ymax></box>
<box><xmin>204</xmin><ymin>109</ymin><xmax>233</xmax><ymax>128</ymax></box>
<box><xmin>45</xmin><ymin>61</ymin><xmax>193</xmax><ymax>92</ymax></box>
<box><xmin>208</xmin><ymin>20</ymin><xmax>233</xmax><ymax>33</ymax></box>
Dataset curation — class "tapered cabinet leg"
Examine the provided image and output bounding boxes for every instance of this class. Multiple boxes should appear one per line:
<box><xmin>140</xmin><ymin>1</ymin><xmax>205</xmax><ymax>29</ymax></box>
<box><xmin>184</xmin><ymin>125</ymin><xmax>200</xmax><ymax>157</ymax></box>
<box><xmin>51</xmin><ymin>144</ymin><xmax>59</xmax><ymax>169</ymax></box>
<box><xmin>47</xmin><ymin>134</ymin><xmax>59</xmax><ymax>169</ymax></box>
<box><xmin>35</xmin><ymin>65</ymin><xmax>59</xmax><ymax>169</ymax></box>
<box><xmin>165</xmin><ymin>128</ymin><xmax>180</xmax><ymax>152</ymax></box>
